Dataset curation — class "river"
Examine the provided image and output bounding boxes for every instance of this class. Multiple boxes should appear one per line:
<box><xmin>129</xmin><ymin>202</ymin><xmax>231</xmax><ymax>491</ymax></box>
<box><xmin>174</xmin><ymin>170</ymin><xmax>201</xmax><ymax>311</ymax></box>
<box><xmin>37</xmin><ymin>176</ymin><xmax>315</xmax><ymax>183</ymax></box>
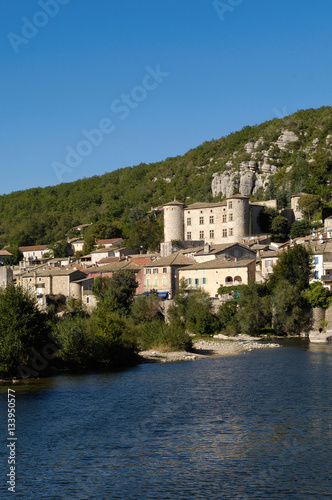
<box><xmin>1</xmin><ymin>339</ymin><xmax>332</xmax><ymax>499</ymax></box>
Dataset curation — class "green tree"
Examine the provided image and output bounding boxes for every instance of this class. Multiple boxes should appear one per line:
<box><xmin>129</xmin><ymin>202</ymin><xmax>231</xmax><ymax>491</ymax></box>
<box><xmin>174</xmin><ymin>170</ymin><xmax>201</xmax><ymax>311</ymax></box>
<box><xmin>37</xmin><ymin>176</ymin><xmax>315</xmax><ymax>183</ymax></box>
<box><xmin>303</xmin><ymin>281</ymin><xmax>332</xmax><ymax>309</ymax></box>
<box><xmin>0</xmin><ymin>284</ymin><xmax>53</xmax><ymax>378</ymax></box>
<box><xmin>236</xmin><ymin>279</ymin><xmax>267</xmax><ymax>335</ymax></box>
<box><xmin>269</xmin><ymin>244</ymin><xmax>313</xmax><ymax>291</ymax></box>
<box><xmin>131</xmin><ymin>294</ymin><xmax>162</xmax><ymax>324</ymax></box>
<box><xmin>168</xmin><ymin>286</ymin><xmax>216</xmax><ymax>336</ymax></box>
<box><xmin>82</xmin><ymin>234</ymin><xmax>96</xmax><ymax>255</ymax></box>
<box><xmin>289</xmin><ymin>219</ymin><xmax>312</xmax><ymax>239</ymax></box>
<box><xmin>298</xmin><ymin>194</ymin><xmax>321</xmax><ymax>220</ymax></box>
<box><xmin>93</xmin><ymin>270</ymin><xmax>137</xmax><ymax>315</ymax></box>
<box><xmin>258</xmin><ymin>207</ymin><xmax>278</xmax><ymax>233</ymax></box>
<box><xmin>272</xmin><ymin>279</ymin><xmax>311</xmax><ymax>335</ymax></box>
<box><xmin>271</xmin><ymin>215</ymin><xmax>289</xmax><ymax>237</ymax></box>
<box><xmin>49</xmin><ymin>239</ymin><xmax>72</xmax><ymax>258</ymax></box>
<box><xmin>217</xmin><ymin>300</ymin><xmax>239</xmax><ymax>333</ymax></box>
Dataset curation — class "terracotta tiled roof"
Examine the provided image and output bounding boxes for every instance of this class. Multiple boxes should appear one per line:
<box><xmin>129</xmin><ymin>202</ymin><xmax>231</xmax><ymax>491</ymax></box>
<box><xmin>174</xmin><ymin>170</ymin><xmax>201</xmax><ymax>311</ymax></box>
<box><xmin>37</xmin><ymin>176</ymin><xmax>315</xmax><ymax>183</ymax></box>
<box><xmin>144</xmin><ymin>252</ymin><xmax>194</xmax><ymax>267</ymax></box>
<box><xmin>87</xmin><ymin>260</ymin><xmax>141</xmax><ymax>274</ymax></box>
<box><xmin>95</xmin><ymin>238</ymin><xmax>123</xmax><ymax>245</ymax></box>
<box><xmin>185</xmin><ymin>201</ymin><xmax>227</xmax><ymax>210</ymax></box>
<box><xmin>19</xmin><ymin>245</ymin><xmax>48</xmax><ymax>252</ymax></box>
<box><xmin>180</xmin><ymin>259</ymin><xmax>255</xmax><ymax>271</ymax></box>
<box><xmin>0</xmin><ymin>249</ymin><xmax>13</xmax><ymax>256</ymax></box>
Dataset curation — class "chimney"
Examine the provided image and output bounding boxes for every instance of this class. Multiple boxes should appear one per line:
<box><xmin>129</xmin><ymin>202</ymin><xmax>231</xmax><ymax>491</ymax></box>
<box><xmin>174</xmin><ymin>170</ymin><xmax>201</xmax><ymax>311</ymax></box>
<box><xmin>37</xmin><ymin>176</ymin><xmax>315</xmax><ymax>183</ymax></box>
<box><xmin>204</xmin><ymin>242</ymin><xmax>210</xmax><ymax>255</ymax></box>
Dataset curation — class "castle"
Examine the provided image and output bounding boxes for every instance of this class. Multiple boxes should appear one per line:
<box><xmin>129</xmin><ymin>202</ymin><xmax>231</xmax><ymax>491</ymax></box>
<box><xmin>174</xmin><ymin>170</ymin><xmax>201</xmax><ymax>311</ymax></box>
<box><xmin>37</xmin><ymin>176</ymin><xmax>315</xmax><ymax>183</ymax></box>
<box><xmin>161</xmin><ymin>194</ymin><xmax>277</xmax><ymax>256</ymax></box>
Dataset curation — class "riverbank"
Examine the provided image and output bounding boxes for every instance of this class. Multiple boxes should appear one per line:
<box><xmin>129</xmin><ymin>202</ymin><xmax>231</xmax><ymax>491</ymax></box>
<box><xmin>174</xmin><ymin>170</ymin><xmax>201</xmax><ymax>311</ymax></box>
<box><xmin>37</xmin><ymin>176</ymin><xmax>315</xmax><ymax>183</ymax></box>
<box><xmin>139</xmin><ymin>338</ymin><xmax>281</xmax><ymax>363</ymax></box>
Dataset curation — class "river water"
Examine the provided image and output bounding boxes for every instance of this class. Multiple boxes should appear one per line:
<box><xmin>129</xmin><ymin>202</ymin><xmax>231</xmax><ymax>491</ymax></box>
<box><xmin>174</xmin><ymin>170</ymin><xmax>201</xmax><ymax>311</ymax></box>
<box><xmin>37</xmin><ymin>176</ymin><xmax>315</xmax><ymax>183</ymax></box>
<box><xmin>1</xmin><ymin>339</ymin><xmax>332</xmax><ymax>499</ymax></box>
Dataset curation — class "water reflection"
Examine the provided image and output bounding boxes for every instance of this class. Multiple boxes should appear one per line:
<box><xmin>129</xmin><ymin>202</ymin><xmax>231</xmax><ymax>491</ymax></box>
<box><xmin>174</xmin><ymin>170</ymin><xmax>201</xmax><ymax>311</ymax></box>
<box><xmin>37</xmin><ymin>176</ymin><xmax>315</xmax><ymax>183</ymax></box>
<box><xmin>0</xmin><ymin>342</ymin><xmax>331</xmax><ymax>499</ymax></box>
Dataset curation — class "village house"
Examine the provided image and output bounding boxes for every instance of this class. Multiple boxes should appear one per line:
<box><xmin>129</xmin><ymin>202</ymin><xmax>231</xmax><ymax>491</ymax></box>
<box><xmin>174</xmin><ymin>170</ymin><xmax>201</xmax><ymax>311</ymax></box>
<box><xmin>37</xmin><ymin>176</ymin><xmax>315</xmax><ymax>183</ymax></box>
<box><xmin>19</xmin><ymin>268</ymin><xmax>87</xmax><ymax>308</ymax></box>
<box><xmin>143</xmin><ymin>252</ymin><xmax>195</xmax><ymax>299</ymax></box>
<box><xmin>94</xmin><ymin>238</ymin><xmax>123</xmax><ymax>248</ymax></box>
<box><xmin>19</xmin><ymin>245</ymin><xmax>51</xmax><ymax>262</ymax></box>
<box><xmin>70</xmin><ymin>238</ymin><xmax>85</xmax><ymax>254</ymax></box>
<box><xmin>90</xmin><ymin>247</ymin><xmax>133</xmax><ymax>265</ymax></box>
<box><xmin>85</xmin><ymin>260</ymin><xmax>144</xmax><ymax>295</ymax></box>
<box><xmin>260</xmin><ymin>250</ymin><xmax>279</xmax><ymax>282</ymax></box>
<box><xmin>179</xmin><ymin>259</ymin><xmax>256</xmax><ymax>298</ymax></box>
<box><xmin>192</xmin><ymin>242</ymin><xmax>256</xmax><ymax>263</ymax></box>
<box><xmin>71</xmin><ymin>223</ymin><xmax>93</xmax><ymax>232</ymax></box>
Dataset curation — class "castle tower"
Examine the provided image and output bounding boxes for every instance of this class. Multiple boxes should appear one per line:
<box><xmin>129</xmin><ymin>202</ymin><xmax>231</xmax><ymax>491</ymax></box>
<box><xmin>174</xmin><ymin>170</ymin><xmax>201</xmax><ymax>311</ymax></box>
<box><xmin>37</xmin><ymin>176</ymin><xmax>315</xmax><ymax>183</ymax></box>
<box><xmin>227</xmin><ymin>194</ymin><xmax>250</xmax><ymax>242</ymax></box>
<box><xmin>163</xmin><ymin>200</ymin><xmax>184</xmax><ymax>242</ymax></box>
<box><xmin>161</xmin><ymin>200</ymin><xmax>184</xmax><ymax>256</ymax></box>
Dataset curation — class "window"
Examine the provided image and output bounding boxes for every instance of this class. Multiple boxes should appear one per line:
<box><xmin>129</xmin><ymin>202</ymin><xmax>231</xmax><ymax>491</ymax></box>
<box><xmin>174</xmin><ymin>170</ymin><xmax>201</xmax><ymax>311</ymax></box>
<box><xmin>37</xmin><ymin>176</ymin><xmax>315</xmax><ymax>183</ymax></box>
<box><xmin>86</xmin><ymin>296</ymin><xmax>90</xmax><ymax>304</ymax></box>
<box><xmin>162</xmin><ymin>277</ymin><xmax>166</xmax><ymax>286</ymax></box>
<box><xmin>202</xmin><ymin>277</ymin><xmax>207</xmax><ymax>285</ymax></box>
<box><xmin>147</xmin><ymin>278</ymin><xmax>151</xmax><ymax>286</ymax></box>
<box><xmin>162</xmin><ymin>268</ymin><xmax>167</xmax><ymax>274</ymax></box>
<box><xmin>187</xmin><ymin>232</ymin><xmax>192</xmax><ymax>240</ymax></box>
<box><xmin>187</xmin><ymin>278</ymin><xmax>192</xmax><ymax>285</ymax></box>
<box><xmin>267</xmin><ymin>260</ymin><xmax>272</xmax><ymax>267</ymax></box>
<box><xmin>222</xmin><ymin>214</ymin><xmax>227</xmax><ymax>223</ymax></box>
<box><xmin>195</xmin><ymin>270</ymin><xmax>198</xmax><ymax>275</ymax></box>
<box><xmin>39</xmin><ymin>278</ymin><xmax>41</xmax><ymax>282</ymax></box>
<box><xmin>187</xmin><ymin>218</ymin><xmax>192</xmax><ymax>226</ymax></box>
<box><xmin>210</xmin><ymin>230</ymin><xmax>214</xmax><ymax>239</ymax></box>
<box><xmin>199</xmin><ymin>231</ymin><xmax>204</xmax><ymax>239</ymax></box>
<box><xmin>314</xmin><ymin>257</ymin><xmax>319</xmax><ymax>265</ymax></box>
<box><xmin>199</xmin><ymin>216</ymin><xmax>204</xmax><ymax>225</ymax></box>
<box><xmin>209</xmin><ymin>215</ymin><xmax>214</xmax><ymax>224</ymax></box>
<box><xmin>154</xmin><ymin>278</ymin><xmax>158</xmax><ymax>286</ymax></box>
<box><xmin>188</xmin><ymin>270</ymin><xmax>191</xmax><ymax>275</ymax></box>
<box><xmin>229</xmin><ymin>228</ymin><xmax>233</xmax><ymax>236</ymax></box>
<box><xmin>223</xmin><ymin>229</ymin><xmax>227</xmax><ymax>237</ymax></box>
<box><xmin>229</xmin><ymin>213</ymin><xmax>233</xmax><ymax>221</ymax></box>
<box><xmin>195</xmin><ymin>278</ymin><xmax>199</xmax><ymax>286</ymax></box>
<box><xmin>146</xmin><ymin>268</ymin><xmax>151</xmax><ymax>274</ymax></box>
<box><xmin>229</xmin><ymin>201</ymin><xmax>232</xmax><ymax>209</ymax></box>
<box><xmin>153</xmin><ymin>268</ymin><xmax>158</xmax><ymax>274</ymax></box>
<box><xmin>315</xmin><ymin>271</ymin><xmax>319</xmax><ymax>279</ymax></box>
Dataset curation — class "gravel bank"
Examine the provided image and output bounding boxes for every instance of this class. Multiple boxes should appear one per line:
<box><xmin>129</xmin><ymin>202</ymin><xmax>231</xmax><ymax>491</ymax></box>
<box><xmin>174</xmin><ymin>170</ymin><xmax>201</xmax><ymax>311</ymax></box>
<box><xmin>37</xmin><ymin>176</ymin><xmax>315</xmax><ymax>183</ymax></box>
<box><xmin>139</xmin><ymin>339</ymin><xmax>280</xmax><ymax>363</ymax></box>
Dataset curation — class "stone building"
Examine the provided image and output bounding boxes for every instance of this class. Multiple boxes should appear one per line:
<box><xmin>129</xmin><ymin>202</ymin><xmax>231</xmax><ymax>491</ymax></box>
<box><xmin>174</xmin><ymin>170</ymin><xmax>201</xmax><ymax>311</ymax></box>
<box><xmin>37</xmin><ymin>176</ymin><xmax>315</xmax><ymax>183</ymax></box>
<box><xmin>0</xmin><ymin>266</ymin><xmax>13</xmax><ymax>288</ymax></box>
<box><xmin>19</xmin><ymin>268</ymin><xmax>87</xmax><ymax>308</ymax></box>
<box><xmin>179</xmin><ymin>258</ymin><xmax>256</xmax><ymax>298</ymax></box>
<box><xmin>161</xmin><ymin>195</ymin><xmax>277</xmax><ymax>256</ymax></box>
<box><xmin>143</xmin><ymin>252</ymin><xmax>194</xmax><ymax>299</ymax></box>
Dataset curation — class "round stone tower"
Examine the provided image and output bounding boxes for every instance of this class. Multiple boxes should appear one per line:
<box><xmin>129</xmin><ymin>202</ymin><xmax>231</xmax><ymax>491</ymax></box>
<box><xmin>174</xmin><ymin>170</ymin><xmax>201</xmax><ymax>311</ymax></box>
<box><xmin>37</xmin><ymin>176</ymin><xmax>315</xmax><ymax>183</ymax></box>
<box><xmin>163</xmin><ymin>200</ymin><xmax>185</xmax><ymax>243</ymax></box>
<box><xmin>227</xmin><ymin>194</ymin><xmax>250</xmax><ymax>241</ymax></box>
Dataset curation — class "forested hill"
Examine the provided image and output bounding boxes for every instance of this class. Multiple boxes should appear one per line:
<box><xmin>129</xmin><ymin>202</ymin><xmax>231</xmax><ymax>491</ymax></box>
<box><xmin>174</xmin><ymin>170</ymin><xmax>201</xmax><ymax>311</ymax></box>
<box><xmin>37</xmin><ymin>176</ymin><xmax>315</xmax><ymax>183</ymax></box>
<box><xmin>1</xmin><ymin>106</ymin><xmax>332</xmax><ymax>250</ymax></box>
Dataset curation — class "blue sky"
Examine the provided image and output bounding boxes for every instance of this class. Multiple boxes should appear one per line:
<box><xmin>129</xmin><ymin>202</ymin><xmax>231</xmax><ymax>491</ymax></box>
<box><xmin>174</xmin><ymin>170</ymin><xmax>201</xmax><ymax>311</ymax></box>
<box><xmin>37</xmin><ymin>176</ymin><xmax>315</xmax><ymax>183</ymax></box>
<box><xmin>1</xmin><ymin>0</ymin><xmax>332</xmax><ymax>195</ymax></box>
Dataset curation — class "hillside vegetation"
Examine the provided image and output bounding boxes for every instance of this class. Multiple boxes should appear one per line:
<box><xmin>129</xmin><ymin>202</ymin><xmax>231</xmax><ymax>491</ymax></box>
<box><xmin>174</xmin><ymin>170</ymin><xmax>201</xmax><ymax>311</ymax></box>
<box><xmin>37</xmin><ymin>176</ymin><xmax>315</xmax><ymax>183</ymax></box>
<box><xmin>1</xmin><ymin>106</ymin><xmax>332</xmax><ymax>251</ymax></box>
